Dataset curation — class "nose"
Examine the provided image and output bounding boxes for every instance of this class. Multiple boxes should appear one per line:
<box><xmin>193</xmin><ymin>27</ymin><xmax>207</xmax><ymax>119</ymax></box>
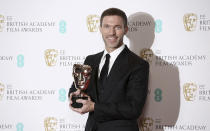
<box><xmin>108</xmin><ymin>27</ymin><xmax>116</xmax><ymax>35</ymax></box>
<box><xmin>78</xmin><ymin>73</ymin><xmax>83</xmax><ymax>81</ymax></box>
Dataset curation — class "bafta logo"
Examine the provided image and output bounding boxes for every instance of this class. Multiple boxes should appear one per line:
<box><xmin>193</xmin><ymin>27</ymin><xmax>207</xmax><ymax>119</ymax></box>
<box><xmin>44</xmin><ymin>117</ymin><xmax>57</xmax><ymax>131</ymax></box>
<box><xmin>183</xmin><ymin>13</ymin><xmax>198</xmax><ymax>31</ymax></box>
<box><xmin>140</xmin><ymin>117</ymin><xmax>154</xmax><ymax>131</ymax></box>
<box><xmin>44</xmin><ymin>49</ymin><xmax>58</xmax><ymax>66</ymax></box>
<box><xmin>140</xmin><ymin>48</ymin><xmax>154</xmax><ymax>63</ymax></box>
<box><xmin>0</xmin><ymin>82</ymin><xmax>5</xmax><ymax>101</ymax></box>
<box><xmin>87</xmin><ymin>15</ymin><xmax>100</xmax><ymax>32</ymax></box>
<box><xmin>0</xmin><ymin>15</ymin><xmax>5</xmax><ymax>32</ymax></box>
<box><xmin>183</xmin><ymin>83</ymin><xmax>197</xmax><ymax>101</ymax></box>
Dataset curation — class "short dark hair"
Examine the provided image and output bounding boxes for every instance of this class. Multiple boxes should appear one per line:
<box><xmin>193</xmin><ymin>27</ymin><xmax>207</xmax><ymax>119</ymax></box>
<box><xmin>100</xmin><ymin>8</ymin><xmax>128</xmax><ymax>27</ymax></box>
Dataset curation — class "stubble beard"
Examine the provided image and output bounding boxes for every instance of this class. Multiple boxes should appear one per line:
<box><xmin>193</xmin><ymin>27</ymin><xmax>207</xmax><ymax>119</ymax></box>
<box><xmin>102</xmin><ymin>35</ymin><xmax>124</xmax><ymax>51</ymax></box>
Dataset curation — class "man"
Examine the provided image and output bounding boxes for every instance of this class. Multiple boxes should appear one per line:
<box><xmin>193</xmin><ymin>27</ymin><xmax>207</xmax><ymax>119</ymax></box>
<box><xmin>69</xmin><ymin>8</ymin><xmax>149</xmax><ymax>131</ymax></box>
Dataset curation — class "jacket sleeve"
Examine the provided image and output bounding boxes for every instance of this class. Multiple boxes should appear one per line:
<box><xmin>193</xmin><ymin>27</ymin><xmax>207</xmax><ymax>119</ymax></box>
<box><xmin>93</xmin><ymin>61</ymin><xmax>149</xmax><ymax>122</ymax></box>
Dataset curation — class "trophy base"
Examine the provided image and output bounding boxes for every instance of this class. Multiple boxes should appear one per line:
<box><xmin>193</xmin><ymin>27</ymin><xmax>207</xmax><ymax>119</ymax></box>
<box><xmin>71</xmin><ymin>96</ymin><xmax>88</xmax><ymax>108</ymax></box>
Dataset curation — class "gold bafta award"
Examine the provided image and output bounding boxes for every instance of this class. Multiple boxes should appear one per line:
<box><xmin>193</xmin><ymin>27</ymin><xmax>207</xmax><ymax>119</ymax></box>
<box><xmin>72</xmin><ymin>64</ymin><xmax>92</xmax><ymax>108</ymax></box>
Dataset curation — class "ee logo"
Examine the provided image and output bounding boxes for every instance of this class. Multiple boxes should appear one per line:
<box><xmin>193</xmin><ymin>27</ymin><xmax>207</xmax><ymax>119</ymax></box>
<box><xmin>154</xmin><ymin>88</ymin><xmax>162</xmax><ymax>102</ymax></box>
<box><xmin>17</xmin><ymin>54</ymin><xmax>24</xmax><ymax>68</ymax></box>
<box><xmin>16</xmin><ymin>123</ymin><xmax>24</xmax><ymax>131</ymax></box>
<box><xmin>59</xmin><ymin>88</ymin><xmax>66</xmax><ymax>102</ymax></box>
<box><xmin>59</xmin><ymin>20</ymin><xmax>66</xmax><ymax>33</ymax></box>
<box><xmin>155</xmin><ymin>19</ymin><xmax>162</xmax><ymax>33</ymax></box>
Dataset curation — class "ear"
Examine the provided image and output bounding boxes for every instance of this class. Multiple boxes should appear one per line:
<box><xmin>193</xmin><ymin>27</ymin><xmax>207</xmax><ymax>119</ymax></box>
<box><xmin>124</xmin><ymin>26</ymin><xmax>128</xmax><ymax>34</ymax></box>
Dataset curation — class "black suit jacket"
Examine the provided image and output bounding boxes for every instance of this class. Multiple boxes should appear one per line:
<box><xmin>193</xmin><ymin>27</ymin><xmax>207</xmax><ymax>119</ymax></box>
<box><xmin>69</xmin><ymin>45</ymin><xmax>149</xmax><ymax>131</ymax></box>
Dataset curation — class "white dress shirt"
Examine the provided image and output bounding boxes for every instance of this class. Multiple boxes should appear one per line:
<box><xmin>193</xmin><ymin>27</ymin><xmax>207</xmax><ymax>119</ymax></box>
<box><xmin>98</xmin><ymin>44</ymin><xmax>125</xmax><ymax>77</ymax></box>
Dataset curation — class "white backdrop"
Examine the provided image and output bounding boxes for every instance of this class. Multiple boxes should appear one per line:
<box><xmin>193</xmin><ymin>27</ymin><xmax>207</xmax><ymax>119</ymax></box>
<box><xmin>0</xmin><ymin>0</ymin><xmax>210</xmax><ymax>131</ymax></box>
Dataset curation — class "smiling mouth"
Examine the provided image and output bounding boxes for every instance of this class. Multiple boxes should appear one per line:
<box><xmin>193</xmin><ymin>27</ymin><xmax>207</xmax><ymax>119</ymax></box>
<box><xmin>106</xmin><ymin>36</ymin><xmax>117</xmax><ymax>41</ymax></box>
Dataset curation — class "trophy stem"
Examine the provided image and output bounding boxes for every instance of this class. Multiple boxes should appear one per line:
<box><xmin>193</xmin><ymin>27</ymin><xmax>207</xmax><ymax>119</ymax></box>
<box><xmin>71</xmin><ymin>92</ymin><xmax>88</xmax><ymax>108</ymax></box>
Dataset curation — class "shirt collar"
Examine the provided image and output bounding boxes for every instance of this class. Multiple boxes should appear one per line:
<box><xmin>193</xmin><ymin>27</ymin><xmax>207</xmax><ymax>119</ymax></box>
<box><xmin>102</xmin><ymin>44</ymin><xmax>125</xmax><ymax>60</ymax></box>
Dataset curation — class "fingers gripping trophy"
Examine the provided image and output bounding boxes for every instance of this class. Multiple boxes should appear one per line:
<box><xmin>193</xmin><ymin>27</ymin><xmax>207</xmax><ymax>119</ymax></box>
<box><xmin>71</xmin><ymin>64</ymin><xmax>92</xmax><ymax>108</ymax></box>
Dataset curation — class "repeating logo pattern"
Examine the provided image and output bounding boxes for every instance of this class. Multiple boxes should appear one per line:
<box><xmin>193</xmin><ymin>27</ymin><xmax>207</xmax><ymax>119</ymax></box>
<box><xmin>59</xmin><ymin>88</ymin><xmax>66</xmax><ymax>102</ymax></box>
<box><xmin>183</xmin><ymin>83</ymin><xmax>197</xmax><ymax>101</ymax></box>
<box><xmin>0</xmin><ymin>14</ymin><xmax>4</xmax><ymax>32</ymax></box>
<box><xmin>44</xmin><ymin>117</ymin><xmax>85</xmax><ymax>131</ymax></box>
<box><xmin>87</xmin><ymin>15</ymin><xmax>100</xmax><ymax>32</ymax></box>
<box><xmin>44</xmin><ymin>117</ymin><xmax>57</xmax><ymax>131</ymax></box>
<box><xmin>140</xmin><ymin>48</ymin><xmax>154</xmax><ymax>63</ymax></box>
<box><xmin>59</xmin><ymin>20</ymin><xmax>66</xmax><ymax>33</ymax></box>
<box><xmin>140</xmin><ymin>117</ymin><xmax>154</xmax><ymax>131</ymax></box>
<box><xmin>183</xmin><ymin>13</ymin><xmax>198</xmax><ymax>31</ymax></box>
<box><xmin>0</xmin><ymin>82</ymin><xmax>5</xmax><ymax>101</ymax></box>
<box><xmin>155</xmin><ymin>19</ymin><xmax>162</xmax><ymax>33</ymax></box>
<box><xmin>17</xmin><ymin>54</ymin><xmax>24</xmax><ymax>68</ymax></box>
<box><xmin>183</xmin><ymin>13</ymin><xmax>210</xmax><ymax>32</ymax></box>
<box><xmin>44</xmin><ymin>49</ymin><xmax>85</xmax><ymax>67</ymax></box>
<box><xmin>44</xmin><ymin>49</ymin><xmax>59</xmax><ymax>66</ymax></box>
<box><xmin>154</xmin><ymin>88</ymin><xmax>162</xmax><ymax>102</ymax></box>
<box><xmin>16</xmin><ymin>123</ymin><xmax>24</xmax><ymax>131</ymax></box>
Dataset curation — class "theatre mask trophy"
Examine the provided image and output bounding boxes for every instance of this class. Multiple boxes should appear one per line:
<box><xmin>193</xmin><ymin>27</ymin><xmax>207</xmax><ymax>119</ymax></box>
<box><xmin>71</xmin><ymin>64</ymin><xmax>92</xmax><ymax>108</ymax></box>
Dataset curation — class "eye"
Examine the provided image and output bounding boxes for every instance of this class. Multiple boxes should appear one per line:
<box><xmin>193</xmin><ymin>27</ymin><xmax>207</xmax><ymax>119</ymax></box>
<box><xmin>74</xmin><ymin>73</ymin><xmax>79</xmax><ymax>77</ymax></box>
<box><xmin>115</xmin><ymin>26</ymin><xmax>122</xmax><ymax>30</ymax></box>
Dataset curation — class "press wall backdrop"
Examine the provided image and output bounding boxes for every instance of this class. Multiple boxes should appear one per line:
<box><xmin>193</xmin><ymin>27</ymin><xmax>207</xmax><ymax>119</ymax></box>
<box><xmin>1</xmin><ymin>0</ymin><xmax>210</xmax><ymax>131</ymax></box>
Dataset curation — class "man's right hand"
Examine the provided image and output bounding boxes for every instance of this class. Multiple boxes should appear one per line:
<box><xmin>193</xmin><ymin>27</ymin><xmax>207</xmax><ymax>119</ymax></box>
<box><xmin>69</xmin><ymin>89</ymin><xmax>81</xmax><ymax>106</ymax></box>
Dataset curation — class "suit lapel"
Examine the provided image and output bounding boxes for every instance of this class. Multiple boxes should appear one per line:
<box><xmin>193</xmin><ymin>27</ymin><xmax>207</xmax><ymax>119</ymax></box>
<box><xmin>89</xmin><ymin>52</ymin><xmax>103</xmax><ymax>102</ymax></box>
<box><xmin>103</xmin><ymin>46</ymin><xmax>130</xmax><ymax>100</ymax></box>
